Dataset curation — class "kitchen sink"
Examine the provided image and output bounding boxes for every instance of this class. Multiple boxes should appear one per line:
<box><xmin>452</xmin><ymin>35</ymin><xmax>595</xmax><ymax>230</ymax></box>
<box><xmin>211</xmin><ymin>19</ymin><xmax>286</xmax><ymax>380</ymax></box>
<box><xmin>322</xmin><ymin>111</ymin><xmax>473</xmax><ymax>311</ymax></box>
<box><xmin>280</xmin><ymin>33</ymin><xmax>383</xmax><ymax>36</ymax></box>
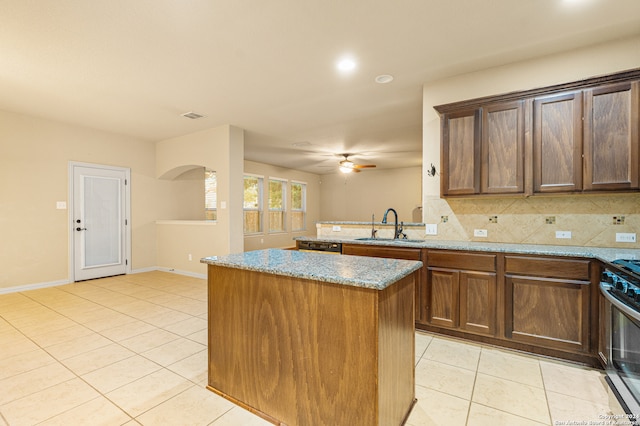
<box><xmin>355</xmin><ymin>237</ymin><xmax>425</xmax><ymax>244</ymax></box>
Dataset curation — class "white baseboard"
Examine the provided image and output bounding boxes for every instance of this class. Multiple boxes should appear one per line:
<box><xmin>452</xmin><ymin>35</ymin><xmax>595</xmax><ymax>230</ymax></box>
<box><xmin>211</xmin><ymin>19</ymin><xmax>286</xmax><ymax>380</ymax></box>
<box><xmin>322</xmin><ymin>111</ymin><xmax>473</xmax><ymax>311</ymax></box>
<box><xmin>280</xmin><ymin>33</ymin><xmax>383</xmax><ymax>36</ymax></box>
<box><xmin>0</xmin><ymin>279</ymin><xmax>71</xmax><ymax>295</ymax></box>
<box><xmin>0</xmin><ymin>267</ymin><xmax>206</xmax><ymax>295</ymax></box>
<box><xmin>155</xmin><ymin>267</ymin><xmax>207</xmax><ymax>280</ymax></box>
<box><xmin>129</xmin><ymin>266</ymin><xmax>158</xmax><ymax>274</ymax></box>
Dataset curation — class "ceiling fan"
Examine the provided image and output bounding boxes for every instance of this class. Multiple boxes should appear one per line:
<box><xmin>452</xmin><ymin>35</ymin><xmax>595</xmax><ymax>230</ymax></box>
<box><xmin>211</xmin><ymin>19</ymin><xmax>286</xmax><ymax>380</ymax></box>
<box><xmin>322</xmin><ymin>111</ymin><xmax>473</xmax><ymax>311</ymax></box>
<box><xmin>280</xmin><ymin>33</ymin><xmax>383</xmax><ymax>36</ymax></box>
<box><xmin>338</xmin><ymin>154</ymin><xmax>376</xmax><ymax>173</ymax></box>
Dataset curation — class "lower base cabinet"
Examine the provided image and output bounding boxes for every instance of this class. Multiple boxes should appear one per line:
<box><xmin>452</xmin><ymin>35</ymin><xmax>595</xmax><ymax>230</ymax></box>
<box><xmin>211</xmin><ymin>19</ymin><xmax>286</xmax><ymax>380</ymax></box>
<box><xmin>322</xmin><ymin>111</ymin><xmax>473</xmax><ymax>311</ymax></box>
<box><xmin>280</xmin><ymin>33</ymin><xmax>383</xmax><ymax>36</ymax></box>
<box><xmin>338</xmin><ymin>242</ymin><xmax>600</xmax><ymax>366</ymax></box>
<box><xmin>427</xmin><ymin>251</ymin><xmax>497</xmax><ymax>337</ymax></box>
<box><xmin>422</xmin><ymin>251</ymin><xmax>600</xmax><ymax>366</ymax></box>
<box><xmin>504</xmin><ymin>255</ymin><xmax>592</xmax><ymax>354</ymax></box>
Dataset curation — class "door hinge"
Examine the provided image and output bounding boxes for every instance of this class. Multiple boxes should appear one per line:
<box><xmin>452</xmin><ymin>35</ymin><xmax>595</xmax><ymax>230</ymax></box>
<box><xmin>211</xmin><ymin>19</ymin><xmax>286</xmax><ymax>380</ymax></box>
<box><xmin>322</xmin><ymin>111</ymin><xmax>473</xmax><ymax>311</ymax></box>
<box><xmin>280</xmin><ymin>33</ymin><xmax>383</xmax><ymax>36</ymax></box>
<box><xmin>125</xmin><ymin>219</ymin><xmax>128</xmax><ymax>226</ymax></box>
<box><xmin>126</xmin><ymin>259</ymin><xmax>128</xmax><ymax>266</ymax></box>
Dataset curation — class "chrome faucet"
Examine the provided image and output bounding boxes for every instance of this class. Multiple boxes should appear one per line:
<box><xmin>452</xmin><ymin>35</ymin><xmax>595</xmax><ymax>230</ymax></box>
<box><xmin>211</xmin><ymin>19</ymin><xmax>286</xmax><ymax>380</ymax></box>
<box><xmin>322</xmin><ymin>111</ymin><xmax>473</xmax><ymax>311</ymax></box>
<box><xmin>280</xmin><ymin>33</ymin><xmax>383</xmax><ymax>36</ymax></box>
<box><xmin>371</xmin><ymin>214</ymin><xmax>378</xmax><ymax>239</ymax></box>
<box><xmin>382</xmin><ymin>208</ymin><xmax>404</xmax><ymax>239</ymax></box>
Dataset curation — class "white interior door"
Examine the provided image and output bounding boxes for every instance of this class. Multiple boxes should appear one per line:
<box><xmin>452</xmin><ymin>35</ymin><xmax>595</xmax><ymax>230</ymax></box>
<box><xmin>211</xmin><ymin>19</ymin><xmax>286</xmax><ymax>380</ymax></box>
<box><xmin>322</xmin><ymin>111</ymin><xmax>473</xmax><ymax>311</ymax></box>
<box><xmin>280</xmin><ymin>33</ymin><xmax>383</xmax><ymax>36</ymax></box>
<box><xmin>71</xmin><ymin>164</ymin><xmax>130</xmax><ymax>281</ymax></box>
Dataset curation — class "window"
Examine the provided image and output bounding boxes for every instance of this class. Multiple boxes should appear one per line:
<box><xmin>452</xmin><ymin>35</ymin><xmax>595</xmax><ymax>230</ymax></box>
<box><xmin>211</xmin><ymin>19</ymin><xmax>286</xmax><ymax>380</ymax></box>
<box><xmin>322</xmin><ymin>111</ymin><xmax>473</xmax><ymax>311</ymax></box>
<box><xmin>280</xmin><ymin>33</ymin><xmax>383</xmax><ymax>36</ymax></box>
<box><xmin>205</xmin><ymin>169</ymin><xmax>217</xmax><ymax>221</ymax></box>
<box><xmin>268</xmin><ymin>178</ymin><xmax>286</xmax><ymax>232</ymax></box>
<box><xmin>291</xmin><ymin>181</ymin><xmax>306</xmax><ymax>231</ymax></box>
<box><xmin>243</xmin><ymin>175</ymin><xmax>263</xmax><ymax>233</ymax></box>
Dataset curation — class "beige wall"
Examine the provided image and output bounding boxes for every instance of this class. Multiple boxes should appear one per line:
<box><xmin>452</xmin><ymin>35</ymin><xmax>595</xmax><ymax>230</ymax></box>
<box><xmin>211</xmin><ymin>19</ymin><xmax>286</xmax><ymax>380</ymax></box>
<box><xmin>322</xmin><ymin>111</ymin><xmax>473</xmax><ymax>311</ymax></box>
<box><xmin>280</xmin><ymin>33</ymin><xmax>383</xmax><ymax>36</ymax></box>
<box><xmin>319</xmin><ymin>167</ymin><xmax>423</xmax><ymax>224</ymax></box>
<box><xmin>155</xmin><ymin>125</ymin><xmax>245</xmax><ymax>275</ymax></box>
<box><xmin>422</xmin><ymin>35</ymin><xmax>640</xmax><ymax>248</ymax></box>
<box><xmin>0</xmin><ymin>109</ymin><xmax>159</xmax><ymax>289</ymax></box>
<box><xmin>243</xmin><ymin>160</ymin><xmax>320</xmax><ymax>251</ymax></box>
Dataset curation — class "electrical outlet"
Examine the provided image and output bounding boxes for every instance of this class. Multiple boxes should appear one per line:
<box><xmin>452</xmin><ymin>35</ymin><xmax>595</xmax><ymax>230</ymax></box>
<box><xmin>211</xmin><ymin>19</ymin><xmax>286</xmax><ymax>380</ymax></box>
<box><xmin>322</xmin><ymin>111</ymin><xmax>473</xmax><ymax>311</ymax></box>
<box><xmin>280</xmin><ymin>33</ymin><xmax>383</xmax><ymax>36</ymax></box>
<box><xmin>616</xmin><ymin>233</ymin><xmax>637</xmax><ymax>243</ymax></box>
<box><xmin>332</xmin><ymin>225</ymin><xmax>341</xmax><ymax>232</ymax></box>
<box><xmin>474</xmin><ymin>229</ymin><xmax>488</xmax><ymax>237</ymax></box>
<box><xmin>556</xmin><ymin>231</ymin><xmax>572</xmax><ymax>239</ymax></box>
<box><xmin>188</xmin><ymin>254</ymin><xmax>192</xmax><ymax>261</ymax></box>
<box><xmin>425</xmin><ymin>224</ymin><xmax>438</xmax><ymax>235</ymax></box>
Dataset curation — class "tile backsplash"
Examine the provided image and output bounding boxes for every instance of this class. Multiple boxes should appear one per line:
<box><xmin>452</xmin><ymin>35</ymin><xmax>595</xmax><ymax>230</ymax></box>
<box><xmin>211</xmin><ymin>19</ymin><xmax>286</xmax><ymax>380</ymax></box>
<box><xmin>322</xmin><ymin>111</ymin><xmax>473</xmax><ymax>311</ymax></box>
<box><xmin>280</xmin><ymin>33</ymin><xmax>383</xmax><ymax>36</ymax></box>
<box><xmin>425</xmin><ymin>194</ymin><xmax>640</xmax><ymax>248</ymax></box>
<box><xmin>319</xmin><ymin>193</ymin><xmax>640</xmax><ymax>249</ymax></box>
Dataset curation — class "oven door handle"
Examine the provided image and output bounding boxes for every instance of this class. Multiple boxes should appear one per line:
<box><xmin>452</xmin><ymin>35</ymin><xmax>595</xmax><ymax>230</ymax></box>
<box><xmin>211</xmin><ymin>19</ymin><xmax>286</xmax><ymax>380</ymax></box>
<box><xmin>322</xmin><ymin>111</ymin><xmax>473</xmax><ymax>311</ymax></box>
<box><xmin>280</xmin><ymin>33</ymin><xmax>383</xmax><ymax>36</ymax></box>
<box><xmin>601</xmin><ymin>283</ymin><xmax>640</xmax><ymax>322</ymax></box>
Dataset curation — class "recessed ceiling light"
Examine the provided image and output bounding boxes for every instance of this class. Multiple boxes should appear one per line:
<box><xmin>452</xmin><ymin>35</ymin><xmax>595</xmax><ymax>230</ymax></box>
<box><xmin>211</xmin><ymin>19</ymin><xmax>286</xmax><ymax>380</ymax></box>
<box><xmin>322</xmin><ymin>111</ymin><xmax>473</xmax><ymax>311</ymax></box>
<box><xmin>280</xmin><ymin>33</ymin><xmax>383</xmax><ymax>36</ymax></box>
<box><xmin>375</xmin><ymin>74</ymin><xmax>394</xmax><ymax>84</ymax></box>
<box><xmin>336</xmin><ymin>57</ymin><xmax>357</xmax><ymax>73</ymax></box>
<box><xmin>181</xmin><ymin>111</ymin><xmax>206</xmax><ymax>120</ymax></box>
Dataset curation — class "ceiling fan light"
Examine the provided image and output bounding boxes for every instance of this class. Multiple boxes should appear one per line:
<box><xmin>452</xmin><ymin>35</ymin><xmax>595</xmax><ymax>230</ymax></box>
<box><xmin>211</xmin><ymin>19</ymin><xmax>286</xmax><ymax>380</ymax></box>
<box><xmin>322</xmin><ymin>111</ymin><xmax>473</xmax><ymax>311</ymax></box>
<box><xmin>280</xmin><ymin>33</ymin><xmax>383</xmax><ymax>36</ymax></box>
<box><xmin>339</xmin><ymin>165</ymin><xmax>353</xmax><ymax>173</ymax></box>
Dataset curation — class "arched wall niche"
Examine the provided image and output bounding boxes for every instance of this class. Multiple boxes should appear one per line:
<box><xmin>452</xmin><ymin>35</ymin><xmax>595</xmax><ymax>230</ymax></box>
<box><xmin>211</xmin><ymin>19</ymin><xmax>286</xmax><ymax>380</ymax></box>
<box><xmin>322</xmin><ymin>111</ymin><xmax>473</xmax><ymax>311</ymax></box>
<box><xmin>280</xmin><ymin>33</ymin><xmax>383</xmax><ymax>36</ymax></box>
<box><xmin>158</xmin><ymin>164</ymin><xmax>206</xmax><ymax>180</ymax></box>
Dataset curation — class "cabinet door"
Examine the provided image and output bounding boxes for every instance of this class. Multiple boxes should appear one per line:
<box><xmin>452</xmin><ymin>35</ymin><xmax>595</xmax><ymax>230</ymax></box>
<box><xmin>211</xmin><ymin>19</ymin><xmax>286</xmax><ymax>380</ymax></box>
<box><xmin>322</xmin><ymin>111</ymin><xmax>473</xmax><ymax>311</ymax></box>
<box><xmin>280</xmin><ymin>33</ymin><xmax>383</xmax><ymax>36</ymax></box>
<box><xmin>533</xmin><ymin>92</ymin><xmax>583</xmax><ymax>193</ymax></box>
<box><xmin>481</xmin><ymin>100</ymin><xmax>525</xmax><ymax>194</ymax></box>
<box><xmin>427</xmin><ymin>268</ymin><xmax>459</xmax><ymax>329</ymax></box>
<box><xmin>441</xmin><ymin>109</ymin><xmax>481</xmax><ymax>196</ymax></box>
<box><xmin>583</xmin><ymin>81</ymin><xmax>640</xmax><ymax>191</ymax></box>
<box><xmin>505</xmin><ymin>275</ymin><xmax>590</xmax><ymax>352</ymax></box>
<box><xmin>460</xmin><ymin>271</ymin><xmax>496</xmax><ymax>336</ymax></box>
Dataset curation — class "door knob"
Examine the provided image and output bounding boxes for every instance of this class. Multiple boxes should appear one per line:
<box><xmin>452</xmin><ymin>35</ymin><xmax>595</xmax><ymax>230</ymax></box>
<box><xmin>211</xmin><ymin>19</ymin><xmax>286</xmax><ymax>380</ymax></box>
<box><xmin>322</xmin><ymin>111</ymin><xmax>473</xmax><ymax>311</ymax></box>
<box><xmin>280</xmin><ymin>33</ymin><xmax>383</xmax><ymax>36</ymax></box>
<box><xmin>76</xmin><ymin>227</ymin><xmax>87</xmax><ymax>231</ymax></box>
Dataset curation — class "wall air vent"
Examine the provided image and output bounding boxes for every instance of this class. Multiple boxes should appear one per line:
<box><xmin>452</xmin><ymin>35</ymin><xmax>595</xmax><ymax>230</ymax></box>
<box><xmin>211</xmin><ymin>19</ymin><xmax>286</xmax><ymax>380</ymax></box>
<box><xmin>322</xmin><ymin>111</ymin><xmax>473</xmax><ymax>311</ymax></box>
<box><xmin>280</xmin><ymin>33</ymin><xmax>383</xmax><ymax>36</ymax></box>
<box><xmin>181</xmin><ymin>111</ymin><xmax>206</xmax><ymax>120</ymax></box>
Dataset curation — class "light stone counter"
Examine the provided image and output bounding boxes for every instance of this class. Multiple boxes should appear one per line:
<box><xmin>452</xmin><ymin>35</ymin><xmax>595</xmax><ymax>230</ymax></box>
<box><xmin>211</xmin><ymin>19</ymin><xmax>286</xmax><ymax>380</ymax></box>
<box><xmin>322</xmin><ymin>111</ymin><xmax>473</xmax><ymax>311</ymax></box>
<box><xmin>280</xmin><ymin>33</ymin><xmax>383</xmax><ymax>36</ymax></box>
<box><xmin>295</xmin><ymin>236</ymin><xmax>640</xmax><ymax>263</ymax></box>
<box><xmin>201</xmin><ymin>248</ymin><xmax>422</xmax><ymax>290</ymax></box>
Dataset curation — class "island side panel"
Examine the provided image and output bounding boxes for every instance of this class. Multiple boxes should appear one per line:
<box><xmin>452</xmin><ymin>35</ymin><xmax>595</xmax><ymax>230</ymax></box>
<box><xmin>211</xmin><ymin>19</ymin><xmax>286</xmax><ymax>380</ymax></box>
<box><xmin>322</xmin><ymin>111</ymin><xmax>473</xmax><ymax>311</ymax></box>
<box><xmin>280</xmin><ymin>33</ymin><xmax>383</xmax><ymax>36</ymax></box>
<box><xmin>378</xmin><ymin>272</ymin><xmax>416</xmax><ymax>425</ymax></box>
<box><xmin>207</xmin><ymin>264</ymin><xmax>379</xmax><ymax>426</ymax></box>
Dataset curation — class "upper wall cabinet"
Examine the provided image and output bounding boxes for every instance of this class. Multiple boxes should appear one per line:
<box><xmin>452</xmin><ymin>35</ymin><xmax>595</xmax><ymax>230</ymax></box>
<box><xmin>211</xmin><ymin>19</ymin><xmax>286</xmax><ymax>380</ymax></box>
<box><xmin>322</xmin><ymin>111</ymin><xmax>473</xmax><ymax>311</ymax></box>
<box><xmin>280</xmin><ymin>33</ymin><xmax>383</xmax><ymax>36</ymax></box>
<box><xmin>439</xmin><ymin>101</ymin><xmax>525</xmax><ymax>196</ymax></box>
<box><xmin>441</xmin><ymin>109</ymin><xmax>481</xmax><ymax>195</ymax></box>
<box><xmin>533</xmin><ymin>91</ymin><xmax>583</xmax><ymax>193</ymax></box>
<box><xmin>482</xmin><ymin>101</ymin><xmax>525</xmax><ymax>194</ymax></box>
<box><xmin>583</xmin><ymin>82</ymin><xmax>639</xmax><ymax>191</ymax></box>
<box><xmin>436</xmin><ymin>69</ymin><xmax>640</xmax><ymax>198</ymax></box>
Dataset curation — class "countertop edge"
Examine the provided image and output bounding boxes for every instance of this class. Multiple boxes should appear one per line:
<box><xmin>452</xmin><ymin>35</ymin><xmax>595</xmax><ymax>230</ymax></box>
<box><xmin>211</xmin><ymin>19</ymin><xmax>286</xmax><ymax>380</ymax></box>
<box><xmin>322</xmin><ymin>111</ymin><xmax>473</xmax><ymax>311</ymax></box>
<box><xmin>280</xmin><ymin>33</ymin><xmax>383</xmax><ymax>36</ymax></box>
<box><xmin>294</xmin><ymin>237</ymin><xmax>640</xmax><ymax>263</ymax></box>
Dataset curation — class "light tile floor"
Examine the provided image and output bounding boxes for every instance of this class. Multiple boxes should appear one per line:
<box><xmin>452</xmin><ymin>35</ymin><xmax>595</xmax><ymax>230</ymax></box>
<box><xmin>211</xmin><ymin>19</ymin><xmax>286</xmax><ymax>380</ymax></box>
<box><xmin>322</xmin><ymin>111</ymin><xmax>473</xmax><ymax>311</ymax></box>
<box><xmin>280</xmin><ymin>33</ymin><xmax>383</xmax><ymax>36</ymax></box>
<box><xmin>0</xmin><ymin>272</ymin><xmax>628</xmax><ymax>425</ymax></box>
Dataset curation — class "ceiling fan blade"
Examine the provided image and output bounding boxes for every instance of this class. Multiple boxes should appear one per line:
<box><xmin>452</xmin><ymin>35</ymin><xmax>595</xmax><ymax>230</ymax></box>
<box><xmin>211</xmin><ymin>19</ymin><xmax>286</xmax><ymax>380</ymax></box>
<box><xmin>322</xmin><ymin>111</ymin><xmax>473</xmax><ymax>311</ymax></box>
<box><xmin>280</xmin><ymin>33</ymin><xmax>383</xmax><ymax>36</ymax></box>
<box><xmin>353</xmin><ymin>164</ymin><xmax>376</xmax><ymax>169</ymax></box>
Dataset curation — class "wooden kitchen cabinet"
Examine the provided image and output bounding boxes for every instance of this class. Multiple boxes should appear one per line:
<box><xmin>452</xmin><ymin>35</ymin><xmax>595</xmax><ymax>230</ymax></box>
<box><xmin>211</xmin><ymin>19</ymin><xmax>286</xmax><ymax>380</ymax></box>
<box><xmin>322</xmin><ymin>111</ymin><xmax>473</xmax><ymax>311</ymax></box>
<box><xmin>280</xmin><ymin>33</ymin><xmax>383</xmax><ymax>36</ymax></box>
<box><xmin>439</xmin><ymin>101</ymin><xmax>524</xmax><ymax>196</ymax></box>
<box><xmin>481</xmin><ymin>100</ymin><xmax>525</xmax><ymax>194</ymax></box>
<box><xmin>533</xmin><ymin>91</ymin><xmax>583</xmax><ymax>193</ymax></box>
<box><xmin>427</xmin><ymin>250</ymin><xmax>497</xmax><ymax>336</ymax></box>
<box><xmin>436</xmin><ymin>68</ymin><xmax>640</xmax><ymax>198</ymax></box>
<box><xmin>441</xmin><ymin>109</ymin><xmax>481</xmax><ymax>196</ymax></box>
<box><xmin>335</xmin><ymin>239</ymin><xmax>602</xmax><ymax>366</ymax></box>
<box><xmin>342</xmin><ymin>244</ymin><xmax>427</xmax><ymax>324</ymax></box>
<box><xmin>583</xmin><ymin>81</ymin><xmax>640</xmax><ymax>192</ymax></box>
<box><xmin>504</xmin><ymin>255</ymin><xmax>591</xmax><ymax>353</ymax></box>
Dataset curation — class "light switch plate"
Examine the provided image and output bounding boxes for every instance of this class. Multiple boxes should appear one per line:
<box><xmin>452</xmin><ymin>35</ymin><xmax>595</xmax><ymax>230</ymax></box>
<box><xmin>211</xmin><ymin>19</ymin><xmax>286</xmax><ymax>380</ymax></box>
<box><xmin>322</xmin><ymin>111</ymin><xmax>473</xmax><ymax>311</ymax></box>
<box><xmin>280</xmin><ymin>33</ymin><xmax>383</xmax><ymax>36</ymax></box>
<box><xmin>474</xmin><ymin>229</ymin><xmax>487</xmax><ymax>237</ymax></box>
<box><xmin>56</xmin><ymin>201</ymin><xmax>67</xmax><ymax>210</ymax></box>
<box><xmin>556</xmin><ymin>231</ymin><xmax>572</xmax><ymax>239</ymax></box>
<box><xmin>425</xmin><ymin>224</ymin><xmax>438</xmax><ymax>235</ymax></box>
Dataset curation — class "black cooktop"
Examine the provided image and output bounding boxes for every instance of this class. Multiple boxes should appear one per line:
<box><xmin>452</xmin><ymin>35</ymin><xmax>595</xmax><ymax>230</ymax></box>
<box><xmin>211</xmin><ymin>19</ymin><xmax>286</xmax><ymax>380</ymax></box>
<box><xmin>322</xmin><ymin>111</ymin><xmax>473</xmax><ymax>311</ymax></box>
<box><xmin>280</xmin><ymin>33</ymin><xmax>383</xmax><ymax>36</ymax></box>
<box><xmin>604</xmin><ymin>259</ymin><xmax>640</xmax><ymax>311</ymax></box>
<box><xmin>612</xmin><ymin>259</ymin><xmax>640</xmax><ymax>276</ymax></box>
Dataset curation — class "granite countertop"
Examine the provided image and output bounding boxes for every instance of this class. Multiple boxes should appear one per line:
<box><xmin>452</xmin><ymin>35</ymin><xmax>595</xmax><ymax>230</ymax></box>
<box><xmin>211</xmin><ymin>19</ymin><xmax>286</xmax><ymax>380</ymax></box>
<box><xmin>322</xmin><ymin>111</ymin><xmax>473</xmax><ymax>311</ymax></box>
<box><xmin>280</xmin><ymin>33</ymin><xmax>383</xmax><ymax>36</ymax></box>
<box><xmin>201</xmin><ymin>249</ymin><xmax>422</xmax><ymax>290</ymax></box>
<box><xmin>295</xmin><ymin>236</ymin><xmax>640</xmax><ymax>263</ymax></box>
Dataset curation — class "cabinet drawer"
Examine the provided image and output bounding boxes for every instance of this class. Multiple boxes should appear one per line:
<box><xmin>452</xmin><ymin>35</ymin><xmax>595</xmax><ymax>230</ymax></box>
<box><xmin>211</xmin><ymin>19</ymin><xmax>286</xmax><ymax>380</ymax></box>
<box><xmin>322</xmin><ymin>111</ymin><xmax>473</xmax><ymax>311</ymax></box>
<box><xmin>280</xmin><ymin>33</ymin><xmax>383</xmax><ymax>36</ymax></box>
<box><xmin>505</xmin><ymin>256</ymin><xmax>590</xmax><ymax>280</ymax></box>
<box><xmin>427</xmin><ymin>251</ymin><xmax>496</xmax><ymax>272</ymax></box>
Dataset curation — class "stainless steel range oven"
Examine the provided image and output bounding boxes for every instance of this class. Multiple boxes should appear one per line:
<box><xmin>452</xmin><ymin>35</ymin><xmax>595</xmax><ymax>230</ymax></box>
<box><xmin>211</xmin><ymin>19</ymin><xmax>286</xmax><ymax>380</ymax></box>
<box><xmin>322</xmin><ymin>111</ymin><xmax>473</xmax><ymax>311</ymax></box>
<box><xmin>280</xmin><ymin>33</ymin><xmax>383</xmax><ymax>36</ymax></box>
<box><xmin>601</xmin><ymin>259</ymin><xmax>640</xmax><ymax>424</ymax></box>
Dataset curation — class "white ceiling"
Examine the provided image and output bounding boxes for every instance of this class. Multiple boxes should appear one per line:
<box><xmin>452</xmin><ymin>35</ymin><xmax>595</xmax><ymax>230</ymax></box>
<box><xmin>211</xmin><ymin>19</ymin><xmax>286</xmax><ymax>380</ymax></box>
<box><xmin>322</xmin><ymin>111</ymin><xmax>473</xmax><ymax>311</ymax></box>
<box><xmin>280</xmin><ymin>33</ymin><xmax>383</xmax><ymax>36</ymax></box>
<box><xmin>2</xmin><ymin>0</ymin><xmax>640</xmax><ymax>174</ymax></box>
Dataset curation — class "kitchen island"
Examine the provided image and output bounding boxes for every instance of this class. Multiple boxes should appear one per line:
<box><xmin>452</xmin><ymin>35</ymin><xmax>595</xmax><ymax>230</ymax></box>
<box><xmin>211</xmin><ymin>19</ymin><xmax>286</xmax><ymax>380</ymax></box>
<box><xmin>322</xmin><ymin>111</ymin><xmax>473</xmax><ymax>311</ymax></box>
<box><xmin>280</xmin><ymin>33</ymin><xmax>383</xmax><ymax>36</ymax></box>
<box><xmin>201</xmin><ymin>249</ymin><xmax>422</xmax><ymax>426</ymax></box>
